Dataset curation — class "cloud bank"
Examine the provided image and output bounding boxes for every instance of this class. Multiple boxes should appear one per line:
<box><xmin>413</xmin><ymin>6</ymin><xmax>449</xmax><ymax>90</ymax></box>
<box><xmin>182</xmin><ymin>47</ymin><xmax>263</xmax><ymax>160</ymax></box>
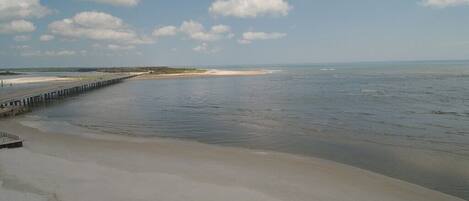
<box><xmin>48</xmin><ymin>11</ymin><xmax>152</xmax><ymax>45</ymax></box>
<box><xmin>153</xmin><ymin>20</ymin><xmax>233</xmax><ymax>42</ymax></box>
<box><xmin>0</xmin><ymin>0</ymin><xmax>51</xmax><ymax>20</ymax></box>
<box><xmin>0</xmin><ymin>20</ymin><xmax>36</xmax><ymax>34</ymax></box>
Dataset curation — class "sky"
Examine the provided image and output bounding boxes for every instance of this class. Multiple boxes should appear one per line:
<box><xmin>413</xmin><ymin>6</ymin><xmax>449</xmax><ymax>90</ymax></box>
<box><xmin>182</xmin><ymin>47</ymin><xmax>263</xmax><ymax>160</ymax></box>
<box><xmin>0</xmin><ymin>0</ymin><xmax>469</xmax><ymax>67</ymax></box>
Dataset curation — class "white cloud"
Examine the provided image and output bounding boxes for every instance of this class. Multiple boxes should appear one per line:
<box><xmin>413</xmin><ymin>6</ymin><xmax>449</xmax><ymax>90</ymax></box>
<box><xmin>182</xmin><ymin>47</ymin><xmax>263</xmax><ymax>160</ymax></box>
<box><xmin>193</xmin><ymin>43</ymin><xmax>220</xmax><ymax>54</ymax></box>
<box><xmin>210</xmin><ymin>24</ymin><xmax>231</xmax><ymax>34</ymax></box>
<box><xmin>14</xmin><ymin>35</ymin><xmax>32</xmax><ymax>42</ymax></box>
<box><xmin>150</xmin><ymin>20</ymin><xmax>232</xmax><ymax>53</ymax></box>
<box><xmin>180</xmin><ymin>20</ymin><xmax>232</xmax><ymax>42</ymax></box>
<box><xmin>152</xmin><ymin>26</ymin><xmax>178</xmax><ymax>37</ymax></box>
<box><xmin>0</xmin><ymin>20</ymin><xmax>36</xmax><ymax>34</ymax></box>
<box><xmin>209</xmin><ymin>0</ymin><xmax>291</xmax><ymax>18</ymax></box>
<box><xmin>84</xmin><ymin>0</ymin><xmax>140</xmax><ymax>7</ymax></box>
<box><xmin>180</xmin><ymin>20</ymin><xmax>204</xmax><ymax>35</ymax></box>
<box><xmin>421</xmin><ymin>0</ymin><xmax>469</xmax><ymax>7</ymax></box>
<box><xmin>92</xmin><ymin>43</ymin><xmax>136</xmax><ymax>51</ymax></box>
<box><xmin>239</xmin><ymin>31</ymin><xmax>286</xmax><ymax>44</ymax></box>
<box><xmin>20</xmin><ymin>50</ymin><xmax>77</xmax><ymax>57</ymax></box>
<box><xmin>40</xmin><ymin>34</ymin><xmax>55</xmax><ymax>41</ymax></box>
<box><xmin>243</xmin><ymin>32</ymin><xmax>286</xmax><ymax>40</ymax></box>
<box><xmin>0</xmin><ymin>0</ymin><xmax>51</xmax><ymax>20</ymax></box>
<box><xmin>107</xmin><ymin>44</ymin><xmax>136</xmax><ymax>50</ymax></box>
<box><xmin>48</xmin><ymin>11</ymin><xmax>152</xmax><ymax>45</ymax></box>
<box><xmin>151</xmin><ymin>21</ymin><xmax>232</xmax><ymax>42</ymax></box>
<box><xmin>44</xmin><ymin>50</ymin><xmax>76</xmax><ymax>56</ymax></box>
<box><xmin>74</xmin><ymin>11</ymin><xmax>124</xmax><ymax>29</ymax></box>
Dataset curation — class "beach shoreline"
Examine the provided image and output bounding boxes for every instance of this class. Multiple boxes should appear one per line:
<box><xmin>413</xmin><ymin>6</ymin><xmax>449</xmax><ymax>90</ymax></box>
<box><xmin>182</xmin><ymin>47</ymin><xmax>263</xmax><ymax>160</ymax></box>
<box><xmin>0</xmin><ymin>69</ymin><xmax>268</xmax><ymax>85</ymax></box>
<box><xmin>133</xmin><ymin>69</ymin><xmax>270</xmax><ymax>80</ymax></box>
<box><xmin>0</xmin><ymin>76</ymin><xmax>77</xmax><ymax>85</ymax></box>
<box><xmin>0</xmin><ymin>118</ymin><xmax>464</xmax><ymax>201</ymax></box>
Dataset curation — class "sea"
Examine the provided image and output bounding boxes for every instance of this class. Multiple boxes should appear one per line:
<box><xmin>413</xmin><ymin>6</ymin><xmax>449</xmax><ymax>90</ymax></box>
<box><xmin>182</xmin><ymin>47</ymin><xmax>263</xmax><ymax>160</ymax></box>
<box><xmin>12</xmin><ymin>61</ymin><xmax>469</xmax><ymax>200</ymax></box>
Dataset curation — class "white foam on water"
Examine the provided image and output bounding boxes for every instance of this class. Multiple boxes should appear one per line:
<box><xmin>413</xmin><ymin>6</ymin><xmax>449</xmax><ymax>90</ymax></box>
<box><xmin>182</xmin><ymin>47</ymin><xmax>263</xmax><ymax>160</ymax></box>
<box><xmin>265</xmin><ymin>70</ymin><xmax>283</xmax><ymax>74</ymax></box>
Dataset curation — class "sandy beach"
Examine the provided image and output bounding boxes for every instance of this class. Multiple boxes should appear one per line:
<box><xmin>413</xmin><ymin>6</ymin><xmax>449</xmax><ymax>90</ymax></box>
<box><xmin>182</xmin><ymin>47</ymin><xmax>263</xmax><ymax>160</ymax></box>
<box><xmin>1</xmin><ymin>77</ymin><xmax>76</xmax><ymax>85</ymax></box>
<box><xmin>134</xmin><ymin>69</ymin><xmax>270</xmax><ymax>80</ymax></box>
<box><xmin>0</xmin><ymin>119</ymin><xmax>464</xmax><ymax>201</ymax></box>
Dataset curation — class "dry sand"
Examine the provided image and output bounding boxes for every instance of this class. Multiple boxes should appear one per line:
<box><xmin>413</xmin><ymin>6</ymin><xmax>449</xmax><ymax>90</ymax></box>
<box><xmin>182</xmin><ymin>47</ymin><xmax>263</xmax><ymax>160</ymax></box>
<box><xmin>0</xmin><ymin>119</ymin><xmax>464</xmax><ymax>201</ymax></box>
<box><xmin>1</xmin><ymin>77</ymin><xmax>76</xmax><ymax>85</ymax></box>
<box><xmin>0</xmin><ymin>69</ymin><xmax>264</xmax><ymax>84</ymax></box>
<box><xmin>134</xmin><ymin>69</ymin><xmax>269</xmax><ymax>80</ymax></box>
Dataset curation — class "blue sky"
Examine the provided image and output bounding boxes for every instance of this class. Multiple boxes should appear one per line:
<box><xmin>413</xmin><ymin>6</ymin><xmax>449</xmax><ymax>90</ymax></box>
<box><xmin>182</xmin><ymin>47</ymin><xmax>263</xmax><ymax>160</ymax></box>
<box><xmin>0</xmin><ymin>0</ymin><xmax>469</xmax><ymax>67</ymax></box>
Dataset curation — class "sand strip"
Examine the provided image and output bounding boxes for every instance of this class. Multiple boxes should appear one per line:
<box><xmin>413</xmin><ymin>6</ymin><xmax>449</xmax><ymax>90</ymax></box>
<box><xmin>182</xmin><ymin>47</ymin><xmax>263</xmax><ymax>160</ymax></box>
<box><xmin>134</xmin><ymin>69</ymin><xmax>269</xmax><ymax>80</ymax></box>
<box><xmin>0</xmin><ymin>119</ymin><xmax>464</xmax><ymax>201</ymax></box>
<box><xmin>1</xmin><ymin>77</ymin><xmax>76</xmax><ymax>85</ymax></box>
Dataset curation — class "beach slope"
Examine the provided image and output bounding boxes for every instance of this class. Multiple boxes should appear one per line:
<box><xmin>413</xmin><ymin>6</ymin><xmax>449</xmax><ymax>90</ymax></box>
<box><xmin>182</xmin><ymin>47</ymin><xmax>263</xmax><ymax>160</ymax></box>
<box><xmin>0</xmin><ymin>120</ymin><xmax>464</xmax><ymax>201</ymax></box>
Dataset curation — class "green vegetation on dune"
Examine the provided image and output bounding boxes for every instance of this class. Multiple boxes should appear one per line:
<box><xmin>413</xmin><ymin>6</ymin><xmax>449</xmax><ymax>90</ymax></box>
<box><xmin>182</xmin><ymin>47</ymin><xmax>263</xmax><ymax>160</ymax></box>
<box><xmin>148</xmin><ymin>68</ymin><xmax>206</xmax><ymax>74</ymax></box>
<box><xmin>97</xmin><ymin>67</ymin><xmax>206</xmax><ymax>74</ymax></box>
<box><xmin>0</xmin><ymin>71</ymin><xmax>22</xmax><ymax>76</ymax></box>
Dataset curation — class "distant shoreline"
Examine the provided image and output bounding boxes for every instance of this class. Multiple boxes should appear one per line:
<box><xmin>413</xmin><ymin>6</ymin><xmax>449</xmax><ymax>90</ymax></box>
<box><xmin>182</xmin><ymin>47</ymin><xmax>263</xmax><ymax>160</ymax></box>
<box><xmin>0</xmin><ymin>68</ymin><xmax>268</xmax><ymax>85</ymax></box>
<box><xmin>1</xmin><ymin>76</ymin><xmax>77</xmax><ymax>84</ymax></box>
<box><xmin>133</xmin><ymin>69</ymin><xmax>269</xmax><ymax>80</ymax></box>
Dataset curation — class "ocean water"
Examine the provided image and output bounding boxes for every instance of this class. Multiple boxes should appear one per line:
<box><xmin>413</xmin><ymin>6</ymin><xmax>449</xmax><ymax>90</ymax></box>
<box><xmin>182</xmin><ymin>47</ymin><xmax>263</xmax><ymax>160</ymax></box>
<box><xmin>22</xmin><ymin>61</ymin><xmax>469</xmax><ymax>199</ymax></box>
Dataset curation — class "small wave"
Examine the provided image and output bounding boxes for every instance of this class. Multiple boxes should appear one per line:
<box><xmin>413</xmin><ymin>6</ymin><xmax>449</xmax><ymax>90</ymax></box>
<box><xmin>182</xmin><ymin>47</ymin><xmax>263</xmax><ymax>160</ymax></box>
<box><xmin>357</xmin><ymin>112</ymin><xmax>376</xmax><ymax>116</ymax></box>
<box><xmin>361</xmin><ymin>89</ymin><xmax>378</xmax><ymax>93</ymax></box>
<box><xmin>22</xmin><ymin>114</ymin><xmax>43</xmax><ymax>120</ymax></box>
<box><xmin>253</xmin><ymin>151</ymin><xmax>269</xmax><ymax>155</ymax></box>
<box><xmin>360</xmin><ymin>89</ymin><xmax>386</xmax><ymax>96</ymax></box>
<box><xmin>265</xmin><ymin>70</ymin><xmax>283</xmax><ymax>74</ymax></box>
<box><xmin>445</xmin><ymin>131</ymin><xmax>469</xmax><ymax>136</ymax></box>
<box><xmin>319</xmin><ymin>68</ymin><xmax>336</xmax><ymax>71</ymax></box>
<box><xmin>431</xmin><ymin>110</ymin><xmax>469</xmax><ymax>117</ymax></box>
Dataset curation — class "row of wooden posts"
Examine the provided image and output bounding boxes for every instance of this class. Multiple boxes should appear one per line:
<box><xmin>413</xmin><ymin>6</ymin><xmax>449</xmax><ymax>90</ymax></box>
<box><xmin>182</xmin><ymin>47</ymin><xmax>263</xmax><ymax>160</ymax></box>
<box><xmin>0</xmin><ymin>76</ymin><xmax>131</xmax><ymax>108</ymax></box>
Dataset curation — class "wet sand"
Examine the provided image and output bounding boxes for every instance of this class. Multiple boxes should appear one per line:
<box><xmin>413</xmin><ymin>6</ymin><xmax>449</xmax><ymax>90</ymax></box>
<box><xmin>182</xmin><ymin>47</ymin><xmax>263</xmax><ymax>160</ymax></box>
<box><xmin>0</xmin><ymin>119</ymin><xmax>464</xmax><ymax>201</ymax></box>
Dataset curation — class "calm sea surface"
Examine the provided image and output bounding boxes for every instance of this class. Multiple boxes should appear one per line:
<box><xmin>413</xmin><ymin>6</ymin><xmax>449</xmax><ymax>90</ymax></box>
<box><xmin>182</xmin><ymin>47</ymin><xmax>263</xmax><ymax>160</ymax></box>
<box><xmin>20</xmin><ymin>61</ymin><xmax>469</xmax><ymax>199</ymax></box>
